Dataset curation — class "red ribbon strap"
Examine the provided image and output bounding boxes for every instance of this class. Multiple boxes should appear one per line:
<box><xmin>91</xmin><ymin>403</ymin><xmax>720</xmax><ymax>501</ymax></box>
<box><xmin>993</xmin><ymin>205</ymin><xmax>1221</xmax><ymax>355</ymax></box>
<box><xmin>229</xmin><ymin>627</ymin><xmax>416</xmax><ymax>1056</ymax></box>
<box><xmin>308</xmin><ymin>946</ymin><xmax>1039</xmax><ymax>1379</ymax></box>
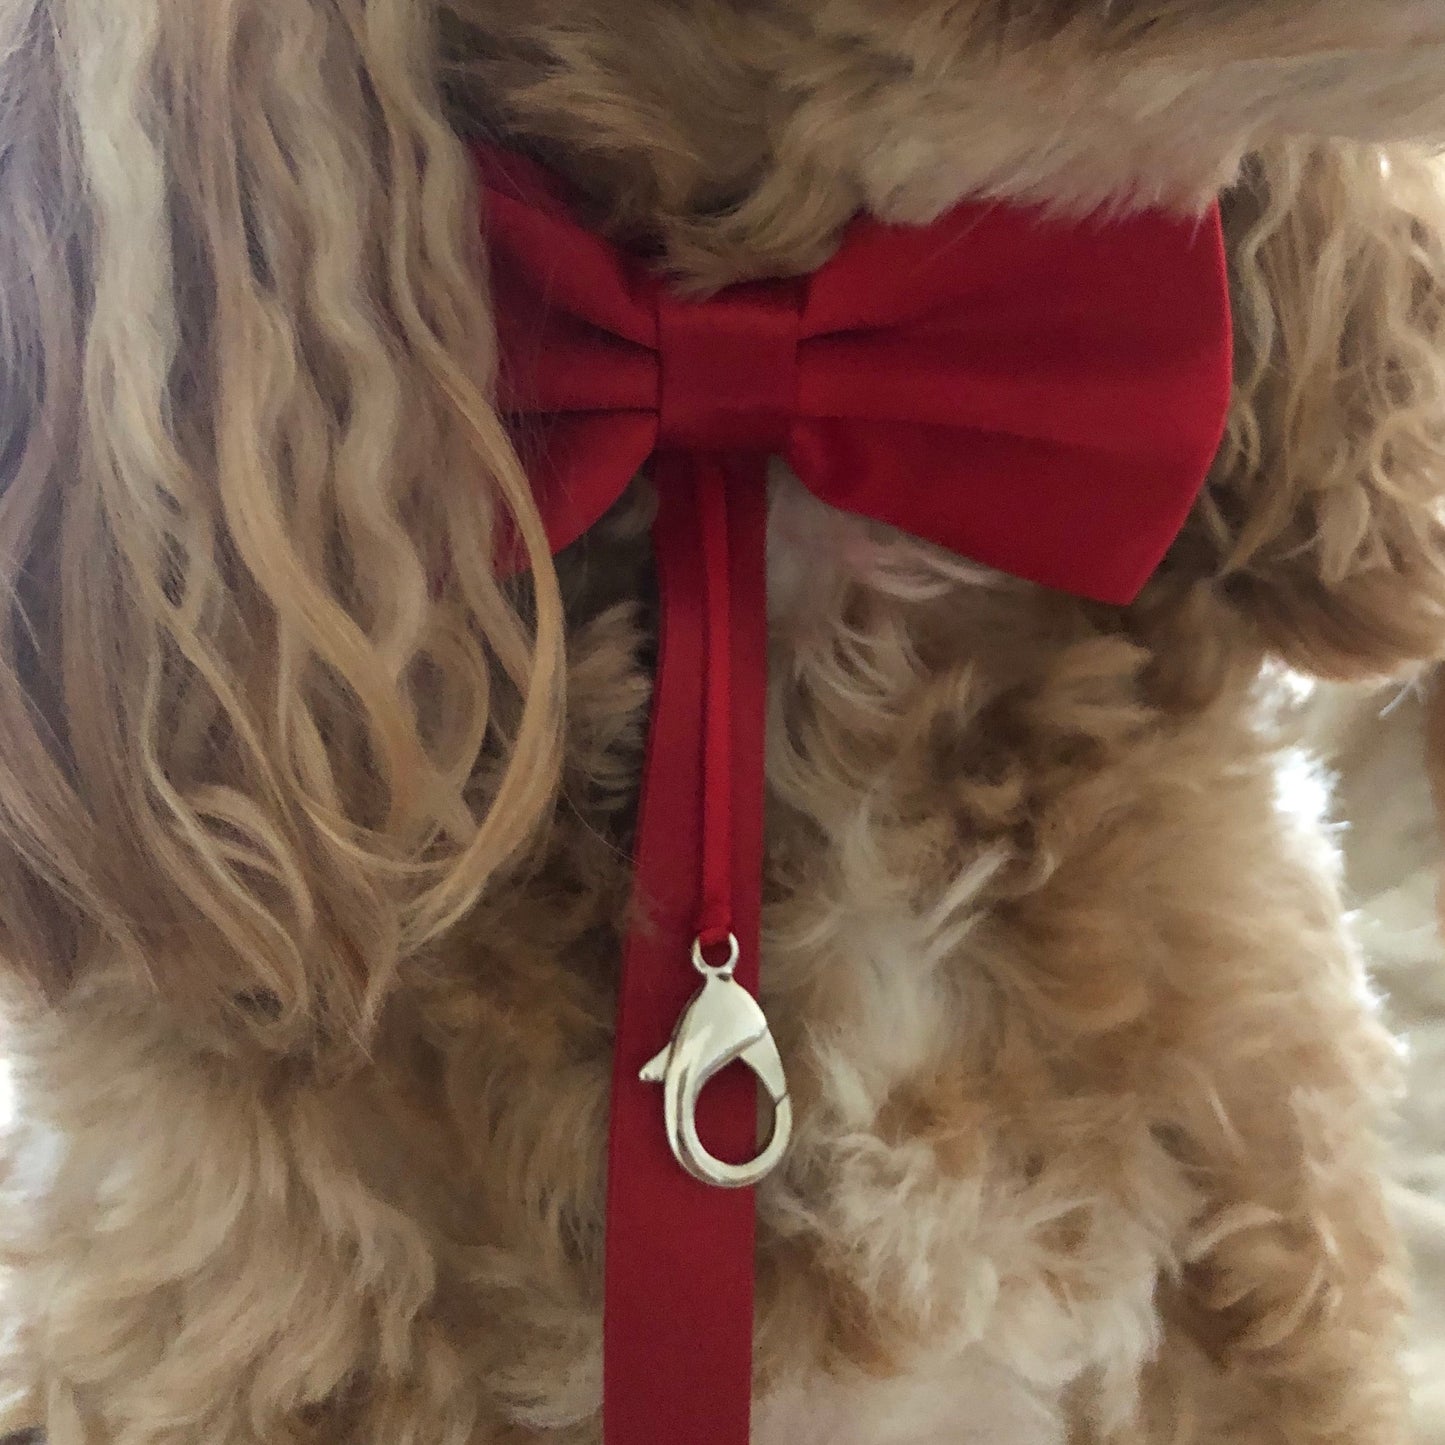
<box><xmin>606</xmin><ymin>451</ymin><xmax>771</xmax><ymax>1445</ymax></box>
<box><xmin>478</xmin><ymin>144</ymin><xmax>1233</xmax><ymax>1445</ymax></box>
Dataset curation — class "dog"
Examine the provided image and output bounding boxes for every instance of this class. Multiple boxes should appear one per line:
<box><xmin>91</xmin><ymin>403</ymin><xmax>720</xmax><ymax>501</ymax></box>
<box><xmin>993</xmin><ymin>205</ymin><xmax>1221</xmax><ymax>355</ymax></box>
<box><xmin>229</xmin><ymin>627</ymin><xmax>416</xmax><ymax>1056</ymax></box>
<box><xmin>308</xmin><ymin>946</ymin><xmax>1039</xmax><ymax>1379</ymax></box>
<box><xmin>5</xmin><ymin>2</ymin><xmax>1445</xmax><ymax>1441</ymax></box>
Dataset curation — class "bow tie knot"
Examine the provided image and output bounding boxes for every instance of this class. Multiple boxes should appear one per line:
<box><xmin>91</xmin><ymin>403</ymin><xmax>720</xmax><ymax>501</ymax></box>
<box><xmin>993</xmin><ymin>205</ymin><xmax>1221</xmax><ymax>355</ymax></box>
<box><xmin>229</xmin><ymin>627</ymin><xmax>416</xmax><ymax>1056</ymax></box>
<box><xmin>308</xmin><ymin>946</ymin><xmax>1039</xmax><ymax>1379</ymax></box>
<box><xmin>656</xmin><ymin>283</ymin><xmax>802</xmax><ymax>453</ymax></box>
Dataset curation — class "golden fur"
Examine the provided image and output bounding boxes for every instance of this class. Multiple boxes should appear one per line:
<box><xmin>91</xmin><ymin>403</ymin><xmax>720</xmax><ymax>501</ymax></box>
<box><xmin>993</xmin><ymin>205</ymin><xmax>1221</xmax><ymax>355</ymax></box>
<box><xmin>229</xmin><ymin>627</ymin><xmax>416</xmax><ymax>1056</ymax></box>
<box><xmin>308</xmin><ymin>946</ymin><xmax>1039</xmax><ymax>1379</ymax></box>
<box><xmin>4</xmin><ymin>1</ymin><xmax>1445</xmax><ymax>1440</ymax></box>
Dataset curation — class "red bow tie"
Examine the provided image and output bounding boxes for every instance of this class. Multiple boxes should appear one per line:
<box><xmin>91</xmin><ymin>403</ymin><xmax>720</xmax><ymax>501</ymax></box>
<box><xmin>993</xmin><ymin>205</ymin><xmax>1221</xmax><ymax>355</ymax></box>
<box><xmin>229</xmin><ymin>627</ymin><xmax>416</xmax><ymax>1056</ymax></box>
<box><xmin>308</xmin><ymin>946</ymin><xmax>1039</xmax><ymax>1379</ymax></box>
<box><xmin>478</xmin><ymin>144</ymin><xmax>1231</xmax><ymax>1445</ymax></box>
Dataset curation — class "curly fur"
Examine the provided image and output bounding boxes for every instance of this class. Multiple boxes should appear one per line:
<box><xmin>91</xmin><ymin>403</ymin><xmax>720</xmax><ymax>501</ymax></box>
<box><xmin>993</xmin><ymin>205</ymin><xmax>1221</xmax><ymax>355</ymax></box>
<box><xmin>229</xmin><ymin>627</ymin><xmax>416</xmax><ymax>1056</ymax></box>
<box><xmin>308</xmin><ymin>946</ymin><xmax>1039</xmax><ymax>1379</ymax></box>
<box><xmin>3</xmin><ymin>1</ymin><xmax>1445</xmax><ymax>1441</ymax></box>
<box><xmin>0</xmin><ymin>0</ymin><xmax>565</xmax><ymax>1058</ymax></box>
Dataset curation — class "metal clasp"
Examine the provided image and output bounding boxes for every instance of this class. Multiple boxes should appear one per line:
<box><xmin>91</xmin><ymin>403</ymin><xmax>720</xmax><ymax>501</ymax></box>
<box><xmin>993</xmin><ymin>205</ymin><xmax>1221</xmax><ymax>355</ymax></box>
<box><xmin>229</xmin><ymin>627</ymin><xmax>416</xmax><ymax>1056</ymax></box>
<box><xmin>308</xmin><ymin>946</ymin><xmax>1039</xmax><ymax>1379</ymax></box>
<box><xmin>639</xmin><ymin>935</ymin><xmax>792</xmax><ymax>1189</ymax></box>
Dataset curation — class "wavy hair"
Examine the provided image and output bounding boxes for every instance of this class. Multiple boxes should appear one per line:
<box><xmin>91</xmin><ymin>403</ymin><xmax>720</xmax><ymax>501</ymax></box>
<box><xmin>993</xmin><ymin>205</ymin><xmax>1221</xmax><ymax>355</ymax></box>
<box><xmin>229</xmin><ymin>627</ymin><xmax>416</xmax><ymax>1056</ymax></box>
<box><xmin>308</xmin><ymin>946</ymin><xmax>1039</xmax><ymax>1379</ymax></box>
<box><xmin>1180</xmin><ymin>138</ymin><xmax>1445</xmax><ymax>677</ymax></box>
<box><xmin>0</xmin><ymin>0</ymin><xmax>563</xmax><ymax>1057</ymax></box>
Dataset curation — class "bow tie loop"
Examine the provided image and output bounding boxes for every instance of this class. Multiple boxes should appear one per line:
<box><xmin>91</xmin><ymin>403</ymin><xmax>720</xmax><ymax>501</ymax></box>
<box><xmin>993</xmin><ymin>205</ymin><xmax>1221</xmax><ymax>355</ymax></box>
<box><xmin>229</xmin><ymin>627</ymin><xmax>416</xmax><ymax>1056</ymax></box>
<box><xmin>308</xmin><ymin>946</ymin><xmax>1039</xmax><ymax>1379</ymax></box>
<box><xmin>656</xmin><ymin>283</ymin><xmax>803</xmax><ymax>453</ymax></box>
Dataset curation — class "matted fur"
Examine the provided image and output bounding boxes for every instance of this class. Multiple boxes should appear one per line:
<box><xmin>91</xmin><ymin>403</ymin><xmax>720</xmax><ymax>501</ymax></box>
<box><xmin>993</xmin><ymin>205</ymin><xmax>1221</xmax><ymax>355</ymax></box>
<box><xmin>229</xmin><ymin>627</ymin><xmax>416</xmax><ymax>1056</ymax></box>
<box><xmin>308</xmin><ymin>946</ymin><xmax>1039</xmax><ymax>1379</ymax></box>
<box><xmin>4</xmin><ymin>1</ymin><xmax>1445</xmax><ymax>1441</ymax></box>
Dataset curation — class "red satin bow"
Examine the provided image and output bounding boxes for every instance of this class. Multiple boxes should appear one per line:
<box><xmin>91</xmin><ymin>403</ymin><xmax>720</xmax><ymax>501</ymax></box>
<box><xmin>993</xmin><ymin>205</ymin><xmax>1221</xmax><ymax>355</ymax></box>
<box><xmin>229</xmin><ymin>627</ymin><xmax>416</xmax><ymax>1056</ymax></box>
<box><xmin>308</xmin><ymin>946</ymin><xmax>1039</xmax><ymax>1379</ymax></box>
<box><xmin>478</xmin><ymin>144</ymin><xmax>1232</xmax><ymax>1445</ymax></box>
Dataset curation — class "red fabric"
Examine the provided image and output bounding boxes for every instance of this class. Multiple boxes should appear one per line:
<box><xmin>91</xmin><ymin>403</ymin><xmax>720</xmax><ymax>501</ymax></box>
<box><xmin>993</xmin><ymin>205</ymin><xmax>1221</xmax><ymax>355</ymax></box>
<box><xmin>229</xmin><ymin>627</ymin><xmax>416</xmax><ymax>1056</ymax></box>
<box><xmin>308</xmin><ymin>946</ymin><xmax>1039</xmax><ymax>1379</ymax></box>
<box><xmin>476</xmin><ymin>143</ymin><xmax>1233</xmax><ymax>1445</ymax></box>
<box><xmin>603</xmin><ymin>452</ymin><xmax>769</xmax><ymax>1445</ymax></box>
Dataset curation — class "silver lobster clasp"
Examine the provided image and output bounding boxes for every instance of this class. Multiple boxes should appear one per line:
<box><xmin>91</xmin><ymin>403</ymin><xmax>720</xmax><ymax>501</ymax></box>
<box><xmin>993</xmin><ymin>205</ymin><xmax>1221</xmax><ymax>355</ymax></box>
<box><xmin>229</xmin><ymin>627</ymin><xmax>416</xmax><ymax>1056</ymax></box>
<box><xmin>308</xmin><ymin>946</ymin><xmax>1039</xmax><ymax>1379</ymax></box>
<box><xmin>639</xmin><ymin>935</ymin><xmax>792</xmax><ymax>1189</ymax></box>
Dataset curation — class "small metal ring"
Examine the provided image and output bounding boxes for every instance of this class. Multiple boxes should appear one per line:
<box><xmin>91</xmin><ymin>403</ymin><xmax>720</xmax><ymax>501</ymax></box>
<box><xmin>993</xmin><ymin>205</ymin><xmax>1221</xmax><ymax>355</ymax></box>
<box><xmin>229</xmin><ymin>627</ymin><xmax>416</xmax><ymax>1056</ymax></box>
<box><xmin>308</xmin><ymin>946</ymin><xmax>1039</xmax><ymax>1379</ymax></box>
<box><xmin>691</xmin><ymin>933</ymin><xmax>741</xmax><ymax>979</ymax></box>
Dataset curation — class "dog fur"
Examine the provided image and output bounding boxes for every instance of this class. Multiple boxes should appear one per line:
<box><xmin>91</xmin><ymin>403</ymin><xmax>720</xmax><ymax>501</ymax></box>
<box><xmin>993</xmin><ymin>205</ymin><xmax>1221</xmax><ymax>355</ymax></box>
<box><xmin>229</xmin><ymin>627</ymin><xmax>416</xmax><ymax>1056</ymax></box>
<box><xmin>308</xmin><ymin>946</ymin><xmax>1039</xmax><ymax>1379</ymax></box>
<box><xmin>5</xmin><ymin>1</ymin><xmax>1445</xmax><ymax>1441</ymax></box>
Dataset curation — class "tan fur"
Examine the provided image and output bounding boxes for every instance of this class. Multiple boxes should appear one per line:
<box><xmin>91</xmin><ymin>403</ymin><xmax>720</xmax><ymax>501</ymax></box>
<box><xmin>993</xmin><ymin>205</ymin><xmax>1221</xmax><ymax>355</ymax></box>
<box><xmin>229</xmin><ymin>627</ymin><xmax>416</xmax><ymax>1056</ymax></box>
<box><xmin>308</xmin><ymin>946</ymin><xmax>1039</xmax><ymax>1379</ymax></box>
<box><xmin>3</xmin><ymin>1</ymin><xmax>1445</xmax><ymax>1441</ymax></box>
<box><xmin>1425</xmin><ymin>672</ymin><xmax>1445</xmax><ymax>933</ymax></box>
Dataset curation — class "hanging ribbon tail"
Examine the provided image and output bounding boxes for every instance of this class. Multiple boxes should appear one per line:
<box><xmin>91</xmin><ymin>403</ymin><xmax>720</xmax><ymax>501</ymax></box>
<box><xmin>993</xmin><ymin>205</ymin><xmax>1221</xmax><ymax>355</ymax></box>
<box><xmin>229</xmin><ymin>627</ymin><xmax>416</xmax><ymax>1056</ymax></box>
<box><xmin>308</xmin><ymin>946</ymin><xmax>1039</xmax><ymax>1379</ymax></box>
<box><xmin>603</xmin><ymin>454</ymin><xmax>771</xmax><ymax>1445</ymax></box>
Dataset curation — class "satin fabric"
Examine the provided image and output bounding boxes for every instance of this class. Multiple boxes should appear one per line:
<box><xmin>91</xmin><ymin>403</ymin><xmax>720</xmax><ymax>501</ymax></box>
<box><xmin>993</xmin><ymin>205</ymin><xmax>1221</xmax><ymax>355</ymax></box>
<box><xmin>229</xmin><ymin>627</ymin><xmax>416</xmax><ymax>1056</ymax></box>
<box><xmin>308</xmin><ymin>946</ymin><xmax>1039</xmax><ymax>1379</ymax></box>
<box><xmin>477</xmin><ymin>143</ymin><xmax>1233</xmax><ymax>1445</ymax></box>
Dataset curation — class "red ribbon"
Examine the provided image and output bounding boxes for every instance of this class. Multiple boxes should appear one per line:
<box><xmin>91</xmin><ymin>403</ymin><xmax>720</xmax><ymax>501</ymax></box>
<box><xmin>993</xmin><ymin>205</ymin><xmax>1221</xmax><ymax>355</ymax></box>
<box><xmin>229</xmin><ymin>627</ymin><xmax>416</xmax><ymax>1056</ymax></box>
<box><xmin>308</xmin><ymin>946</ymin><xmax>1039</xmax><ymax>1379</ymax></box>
<box><xmin>478</xmin><ymin>144</ymin><xmax>1233</xmax><ymax>1445</ymax></box>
